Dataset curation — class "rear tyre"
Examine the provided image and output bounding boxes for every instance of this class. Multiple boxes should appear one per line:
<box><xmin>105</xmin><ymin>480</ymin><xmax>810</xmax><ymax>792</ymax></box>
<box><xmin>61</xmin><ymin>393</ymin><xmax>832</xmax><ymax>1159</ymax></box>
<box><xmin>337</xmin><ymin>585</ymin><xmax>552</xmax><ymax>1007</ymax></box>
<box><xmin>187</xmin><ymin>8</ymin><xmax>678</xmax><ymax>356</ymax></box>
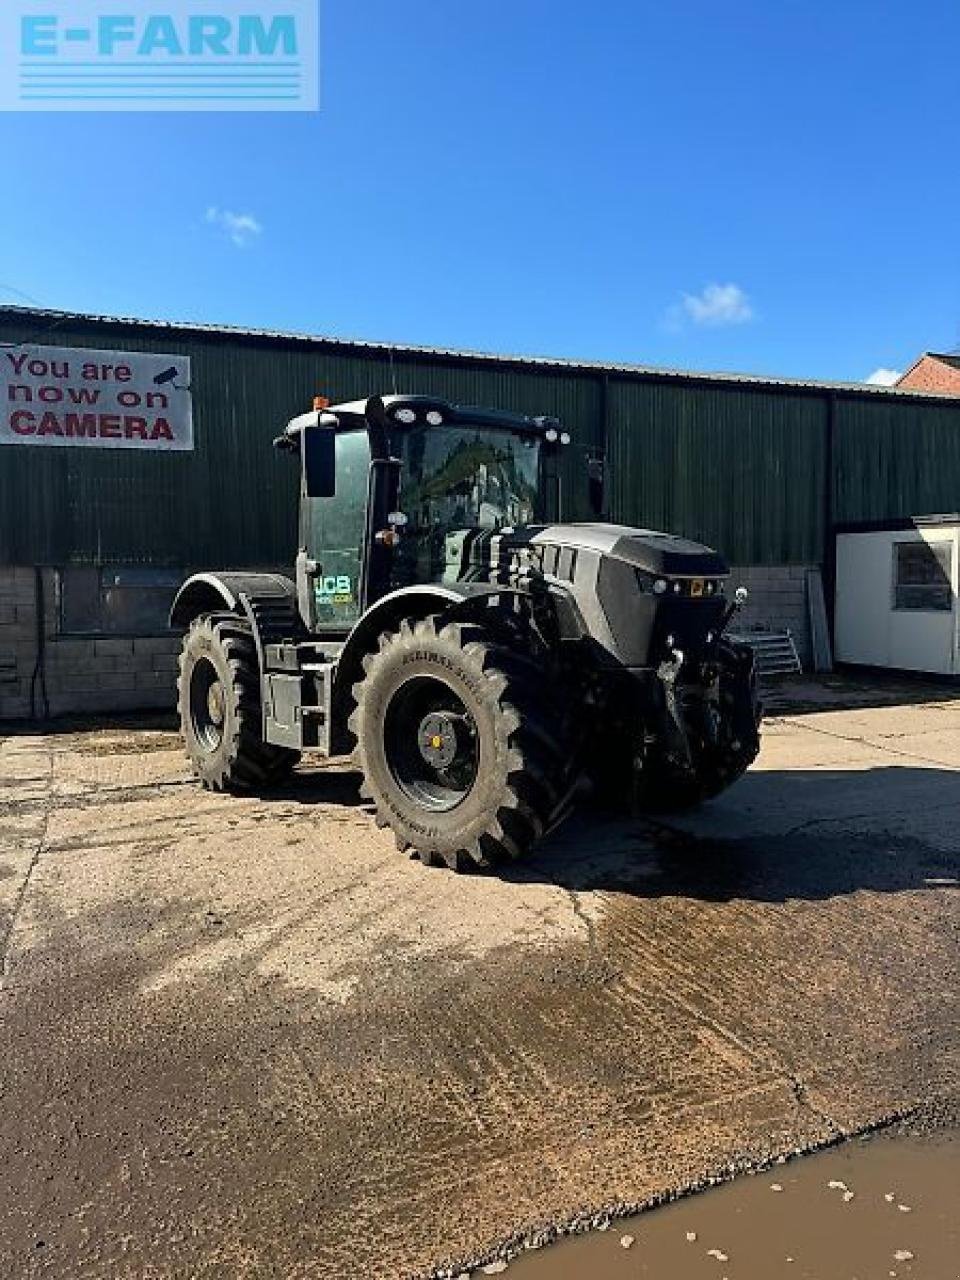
<box><xmin>178</xmin><ymin>614</ymin><xmax>301</xmax><ymax>792</ymax></box>
<box><xmin>349</xmin><ymin>615</ymin><xmax>575</xmax><ymax>871</ymax></box>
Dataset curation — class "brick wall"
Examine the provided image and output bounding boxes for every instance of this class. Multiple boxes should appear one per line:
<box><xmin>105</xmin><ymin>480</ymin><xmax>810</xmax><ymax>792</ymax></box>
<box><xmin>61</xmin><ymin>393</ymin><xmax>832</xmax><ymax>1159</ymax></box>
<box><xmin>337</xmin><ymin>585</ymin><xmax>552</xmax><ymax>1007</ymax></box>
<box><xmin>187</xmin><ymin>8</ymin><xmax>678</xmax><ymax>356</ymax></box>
<box><xmin>0</xmin><ymin>566</ymin><xmax>180</xmax><ymax>721</ymax></box>
<box><xmin>896</xmin><ymin>355</ymin><xmax>960</xmax><ymax>396</ymax></box>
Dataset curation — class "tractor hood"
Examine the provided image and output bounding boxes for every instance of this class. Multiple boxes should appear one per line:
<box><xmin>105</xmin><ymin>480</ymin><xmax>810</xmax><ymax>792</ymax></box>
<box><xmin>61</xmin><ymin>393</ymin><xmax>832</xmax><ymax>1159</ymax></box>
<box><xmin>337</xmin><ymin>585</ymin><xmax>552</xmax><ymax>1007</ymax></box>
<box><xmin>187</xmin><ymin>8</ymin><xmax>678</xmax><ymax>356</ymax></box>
<box><xmin>527</xmin><ymin>523</ymin><xmax>729</xmax><ymax>579</ymax></box>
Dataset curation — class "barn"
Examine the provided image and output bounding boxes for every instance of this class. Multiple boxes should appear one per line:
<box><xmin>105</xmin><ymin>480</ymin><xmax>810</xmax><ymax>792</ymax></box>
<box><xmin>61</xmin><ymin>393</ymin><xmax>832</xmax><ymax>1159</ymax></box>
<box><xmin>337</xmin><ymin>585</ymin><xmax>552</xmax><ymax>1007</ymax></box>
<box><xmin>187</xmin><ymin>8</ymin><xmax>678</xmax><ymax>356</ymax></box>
<box><xmin>2</xmin><ymin>304</ymin><xmax>959</xmax><ymax>719</ymax></box>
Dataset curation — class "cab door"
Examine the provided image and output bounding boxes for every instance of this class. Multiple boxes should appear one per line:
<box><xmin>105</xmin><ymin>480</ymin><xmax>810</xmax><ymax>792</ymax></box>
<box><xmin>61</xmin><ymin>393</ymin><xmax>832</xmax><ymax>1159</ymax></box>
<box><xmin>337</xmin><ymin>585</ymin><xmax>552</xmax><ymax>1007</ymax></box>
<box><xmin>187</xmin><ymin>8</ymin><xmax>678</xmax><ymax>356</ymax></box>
<box><xmin>301</xmin><ymin>428</ymin><xmax>370</xmax><ymax>630</ymax></box>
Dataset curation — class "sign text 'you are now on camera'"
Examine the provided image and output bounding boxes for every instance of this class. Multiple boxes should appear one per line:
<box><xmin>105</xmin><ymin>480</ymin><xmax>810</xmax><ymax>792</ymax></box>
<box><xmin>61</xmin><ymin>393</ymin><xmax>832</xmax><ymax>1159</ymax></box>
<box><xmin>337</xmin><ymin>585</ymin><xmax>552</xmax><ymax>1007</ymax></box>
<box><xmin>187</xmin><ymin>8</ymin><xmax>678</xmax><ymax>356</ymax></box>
<box><xmin>1</xmin><ymin>345</ymin><xmax>194</xmax><ymax>451</ymax></box>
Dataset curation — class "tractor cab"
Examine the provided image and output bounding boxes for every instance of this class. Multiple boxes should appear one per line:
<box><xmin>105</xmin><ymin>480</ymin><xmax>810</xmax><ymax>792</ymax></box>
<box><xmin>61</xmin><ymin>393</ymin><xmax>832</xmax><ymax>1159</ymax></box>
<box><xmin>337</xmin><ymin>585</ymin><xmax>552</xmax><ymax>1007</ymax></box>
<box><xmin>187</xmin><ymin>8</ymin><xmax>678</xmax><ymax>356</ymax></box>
<box><xmin>282</xmin><ymin>395</ymin><xmax>568</xmax><ymax>632</ymax></box>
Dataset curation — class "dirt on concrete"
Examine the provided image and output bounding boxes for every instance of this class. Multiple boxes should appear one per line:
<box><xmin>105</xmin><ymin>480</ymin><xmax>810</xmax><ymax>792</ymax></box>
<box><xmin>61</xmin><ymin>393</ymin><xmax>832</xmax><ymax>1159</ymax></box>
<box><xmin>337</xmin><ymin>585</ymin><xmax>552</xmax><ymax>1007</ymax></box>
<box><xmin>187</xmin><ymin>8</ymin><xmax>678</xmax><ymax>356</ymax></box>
<box><xmin>0</xmin><ymin>686</ymin><xmax>958</xmax><ymax>1278</ymax></box>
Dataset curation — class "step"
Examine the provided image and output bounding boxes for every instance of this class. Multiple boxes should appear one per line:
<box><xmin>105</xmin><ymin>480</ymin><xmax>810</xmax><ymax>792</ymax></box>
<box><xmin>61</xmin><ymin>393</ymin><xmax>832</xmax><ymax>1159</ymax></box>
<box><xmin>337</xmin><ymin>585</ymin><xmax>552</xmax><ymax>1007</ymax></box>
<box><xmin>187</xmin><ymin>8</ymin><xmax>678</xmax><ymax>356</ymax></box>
<box><xmin>728</xmin><ymin>629</ymin><xmax>802</xmax><ymax>677</ymax></box>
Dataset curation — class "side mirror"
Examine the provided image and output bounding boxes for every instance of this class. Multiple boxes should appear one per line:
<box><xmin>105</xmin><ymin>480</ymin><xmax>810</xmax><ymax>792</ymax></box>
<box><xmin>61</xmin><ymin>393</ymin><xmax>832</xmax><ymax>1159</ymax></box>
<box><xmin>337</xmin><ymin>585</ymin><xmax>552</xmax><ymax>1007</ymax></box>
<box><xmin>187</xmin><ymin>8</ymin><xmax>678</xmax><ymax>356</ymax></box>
<box><xmin>302</xmin><ymin>425</ymin><xmax>336</xmax><ymax>498</ymax></box>
<box><xmin>364</xmin><ymin>395</ymin><xmax>390</xmax><ymax>459</ymax></box>
<box><xmin>364</xmin><ymin>394</ymin><xmax>388</xmax><ymax>430</ymax></box>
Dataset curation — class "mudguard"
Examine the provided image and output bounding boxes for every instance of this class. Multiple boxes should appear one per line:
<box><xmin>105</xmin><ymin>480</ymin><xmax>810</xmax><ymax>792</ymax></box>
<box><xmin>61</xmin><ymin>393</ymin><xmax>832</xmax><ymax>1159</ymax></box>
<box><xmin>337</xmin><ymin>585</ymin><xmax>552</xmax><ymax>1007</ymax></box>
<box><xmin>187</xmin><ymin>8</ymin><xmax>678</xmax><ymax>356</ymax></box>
<box><xmin>336</xmin><ymin>581</ymin><xmax>521</xmax><ymax>676</ymax></box>
<box><xmin>329</xmin><ymin>581</ymin><xmax>541</xmax><ymax>755</ymax></box>
<box><xmin>169</xmin><ymin>571</ymin><xmax>298</xmax><ymax>630</ymax></box>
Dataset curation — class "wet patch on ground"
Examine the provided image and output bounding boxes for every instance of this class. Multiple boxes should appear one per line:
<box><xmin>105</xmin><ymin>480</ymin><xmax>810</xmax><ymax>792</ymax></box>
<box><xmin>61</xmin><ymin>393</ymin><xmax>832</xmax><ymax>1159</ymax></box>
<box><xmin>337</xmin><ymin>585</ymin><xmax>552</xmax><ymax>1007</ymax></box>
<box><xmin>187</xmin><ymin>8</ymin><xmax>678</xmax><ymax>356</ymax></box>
<box><xmin>0</xmin><ymin>699</ymin><xmax>958</xmax><ymax>1278</ymax></box>
<box><xmin>0</xmin><ymin>890</ymin><xmax>825</xmax><ymax>1279</ymax></box>
<box><xmin>505</xmin><ymin>1125</ymin><xmax>960</xmax><ymax>1279</ymax></box>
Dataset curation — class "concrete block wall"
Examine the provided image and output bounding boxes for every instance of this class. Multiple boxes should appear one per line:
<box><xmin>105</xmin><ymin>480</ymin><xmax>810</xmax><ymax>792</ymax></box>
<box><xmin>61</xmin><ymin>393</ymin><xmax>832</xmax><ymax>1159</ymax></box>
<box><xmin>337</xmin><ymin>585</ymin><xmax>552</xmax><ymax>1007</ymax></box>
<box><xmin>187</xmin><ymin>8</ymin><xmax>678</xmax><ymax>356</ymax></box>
<box><xmin>0</xmin><ymin>567</ymin><xmax>180</xmax><ymax>721</ymax></box>
<box><xmin>727</xmin><ymin>564</ymin><xmax>815</xmax><ymax>667</ymax></box>
<box><xmin>0</xmin><ymin>567</ymin><xmax>45</xmax><ymax>720</ymax></box>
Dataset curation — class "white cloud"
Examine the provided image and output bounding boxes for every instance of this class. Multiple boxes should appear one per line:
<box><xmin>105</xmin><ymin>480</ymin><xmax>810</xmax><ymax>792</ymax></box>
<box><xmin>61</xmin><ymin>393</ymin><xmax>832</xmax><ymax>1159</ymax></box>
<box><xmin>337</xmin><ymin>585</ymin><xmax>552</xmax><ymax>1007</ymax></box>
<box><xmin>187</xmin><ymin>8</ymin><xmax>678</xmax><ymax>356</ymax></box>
<box><xmin>864</xmin><ymin>367</ymin><xmax>901</xmax><ymax>386</ymax></box>
<box><xmin>205</xmin><ymin>206</ymin><xmax>263</xmax><ymax>248</ymax></box>
<box><xmin>664</xmin><ymin>282</ymin><xmax>754</xmax><ymax>332</ymax></box>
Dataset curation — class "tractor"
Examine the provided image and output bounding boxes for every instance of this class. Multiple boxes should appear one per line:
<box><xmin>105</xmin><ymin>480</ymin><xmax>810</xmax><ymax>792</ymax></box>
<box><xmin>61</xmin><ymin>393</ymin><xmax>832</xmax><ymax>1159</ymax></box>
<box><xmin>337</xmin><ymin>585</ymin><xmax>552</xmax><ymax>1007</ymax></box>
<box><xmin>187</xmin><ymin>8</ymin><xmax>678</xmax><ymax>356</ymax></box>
<box><xmin>170</xmin><ymin>394</ymin><xmax>761</xmax><ymax>870</ymax></box>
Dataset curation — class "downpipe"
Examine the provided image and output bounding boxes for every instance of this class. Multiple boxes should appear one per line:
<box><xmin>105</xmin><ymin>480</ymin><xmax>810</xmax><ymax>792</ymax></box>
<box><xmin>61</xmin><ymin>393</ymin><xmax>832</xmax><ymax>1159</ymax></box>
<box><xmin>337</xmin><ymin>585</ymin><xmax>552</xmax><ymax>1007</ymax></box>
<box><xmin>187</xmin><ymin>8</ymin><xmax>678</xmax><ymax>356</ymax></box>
<box><xmin>29</xmin><ymin>567</ymin><xmax>50</xmax><ymax>722</ymax></box>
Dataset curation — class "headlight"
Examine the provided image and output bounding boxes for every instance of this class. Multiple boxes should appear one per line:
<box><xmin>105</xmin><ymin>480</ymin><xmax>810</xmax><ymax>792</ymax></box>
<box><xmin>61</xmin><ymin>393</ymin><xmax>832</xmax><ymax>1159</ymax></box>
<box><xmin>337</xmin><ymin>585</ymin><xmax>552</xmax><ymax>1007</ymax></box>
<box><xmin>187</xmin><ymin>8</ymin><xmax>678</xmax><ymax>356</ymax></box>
<box><xmin>653</xmin><ymin>578</ymin><xmax>668</xmax><ymax>595</ymax></box>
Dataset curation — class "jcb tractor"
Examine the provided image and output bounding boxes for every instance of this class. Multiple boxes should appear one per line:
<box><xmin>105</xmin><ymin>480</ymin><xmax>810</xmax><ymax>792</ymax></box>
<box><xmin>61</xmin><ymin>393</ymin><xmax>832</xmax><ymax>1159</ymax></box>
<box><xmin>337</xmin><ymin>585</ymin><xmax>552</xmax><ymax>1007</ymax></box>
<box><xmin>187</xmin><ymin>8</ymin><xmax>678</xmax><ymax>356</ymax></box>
<box><xmin>171</xmin><ymin>394</ymin><xmax>761</xmax><ymax>870</ymax></box>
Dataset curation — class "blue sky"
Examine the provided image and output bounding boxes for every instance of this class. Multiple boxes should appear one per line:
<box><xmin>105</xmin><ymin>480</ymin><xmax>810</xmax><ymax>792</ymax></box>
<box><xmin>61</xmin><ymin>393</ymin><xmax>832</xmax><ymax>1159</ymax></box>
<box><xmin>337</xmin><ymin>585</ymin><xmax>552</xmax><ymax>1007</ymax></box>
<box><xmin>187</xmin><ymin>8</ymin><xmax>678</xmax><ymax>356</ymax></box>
<box><xmin>2</xmin><ymin>0</ymin><xmax>958</xmax><ymax>383</ymax></box>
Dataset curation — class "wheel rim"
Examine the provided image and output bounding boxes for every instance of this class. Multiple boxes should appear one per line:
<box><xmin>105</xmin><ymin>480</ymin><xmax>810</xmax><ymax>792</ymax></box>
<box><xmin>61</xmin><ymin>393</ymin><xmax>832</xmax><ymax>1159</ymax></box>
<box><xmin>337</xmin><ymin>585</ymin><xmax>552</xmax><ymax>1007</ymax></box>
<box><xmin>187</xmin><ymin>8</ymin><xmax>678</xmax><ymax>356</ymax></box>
<box><xmin>384</xmin><ymin>675</ymin><xmax>479</xmax><ymax>811</ymax></box>
<box><xmin>189</xmin><ymin>656</ymin><xmax>226</xmax><ymax>753</ymax></box>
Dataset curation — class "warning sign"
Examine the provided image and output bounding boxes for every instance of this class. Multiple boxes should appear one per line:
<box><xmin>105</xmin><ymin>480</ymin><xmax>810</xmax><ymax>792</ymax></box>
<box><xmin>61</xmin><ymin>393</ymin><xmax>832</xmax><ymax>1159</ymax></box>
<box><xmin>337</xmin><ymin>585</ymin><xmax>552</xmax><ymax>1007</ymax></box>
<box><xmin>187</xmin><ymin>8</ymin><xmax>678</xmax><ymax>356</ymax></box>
<box><xmin>1</xmin><ymin>344</ymin><xmax>194</xmax><ymax>451</ymax></box>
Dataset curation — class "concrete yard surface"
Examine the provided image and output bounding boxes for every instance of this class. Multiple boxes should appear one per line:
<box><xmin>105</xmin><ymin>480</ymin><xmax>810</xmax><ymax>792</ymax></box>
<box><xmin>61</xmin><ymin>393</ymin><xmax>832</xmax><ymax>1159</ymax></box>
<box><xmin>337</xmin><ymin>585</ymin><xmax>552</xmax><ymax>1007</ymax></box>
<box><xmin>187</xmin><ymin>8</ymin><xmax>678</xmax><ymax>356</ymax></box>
<box><xmin>0</xmin><ymin>686</ymin><xmax>958</xmax><ymax>1278</ymax></box>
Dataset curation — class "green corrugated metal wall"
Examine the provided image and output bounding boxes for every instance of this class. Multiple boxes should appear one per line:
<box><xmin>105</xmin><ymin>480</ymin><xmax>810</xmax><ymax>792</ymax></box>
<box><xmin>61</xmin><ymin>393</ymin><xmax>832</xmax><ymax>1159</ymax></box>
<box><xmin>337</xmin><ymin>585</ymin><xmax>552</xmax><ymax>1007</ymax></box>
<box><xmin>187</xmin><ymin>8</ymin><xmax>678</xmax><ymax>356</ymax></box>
<box><xmin>0</xmin><ymin>317</ymin><xmax>601</xmax><ymax>567</ymax></box>
<box><xmin>833</xmin><ymin>396</ymin><xmax>960</xmax><ymax>527</ymax></box>
<box><xmin>606</xmin><ymin>381</ymin><xmax>827</xmax><ymax>564</ymax></box>
<box><xmin>2</xmin><ymin>311</ymin><xmax>959</xmax><ymax>570</ymax></box>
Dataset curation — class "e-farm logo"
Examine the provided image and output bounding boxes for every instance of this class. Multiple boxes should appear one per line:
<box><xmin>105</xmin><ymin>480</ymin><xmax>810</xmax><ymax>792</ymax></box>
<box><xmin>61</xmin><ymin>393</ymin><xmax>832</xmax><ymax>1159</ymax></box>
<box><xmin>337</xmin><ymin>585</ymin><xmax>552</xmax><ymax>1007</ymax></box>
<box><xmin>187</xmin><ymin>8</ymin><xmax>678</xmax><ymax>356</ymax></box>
<box><xmin>1</xmin><ymin>1</ymin><xmax>318</xmax><ymax>111</ymax></box>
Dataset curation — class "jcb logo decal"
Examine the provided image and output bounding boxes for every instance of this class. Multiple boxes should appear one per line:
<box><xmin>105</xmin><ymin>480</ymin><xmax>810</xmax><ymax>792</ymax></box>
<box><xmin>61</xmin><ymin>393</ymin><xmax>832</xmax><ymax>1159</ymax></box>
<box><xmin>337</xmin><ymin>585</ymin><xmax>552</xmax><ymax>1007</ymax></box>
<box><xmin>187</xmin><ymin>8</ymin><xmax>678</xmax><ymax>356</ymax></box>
<box><xmin>316</xmin><ymin>574</ymin><xmax>354</xmax><ymax>606</ymax></box>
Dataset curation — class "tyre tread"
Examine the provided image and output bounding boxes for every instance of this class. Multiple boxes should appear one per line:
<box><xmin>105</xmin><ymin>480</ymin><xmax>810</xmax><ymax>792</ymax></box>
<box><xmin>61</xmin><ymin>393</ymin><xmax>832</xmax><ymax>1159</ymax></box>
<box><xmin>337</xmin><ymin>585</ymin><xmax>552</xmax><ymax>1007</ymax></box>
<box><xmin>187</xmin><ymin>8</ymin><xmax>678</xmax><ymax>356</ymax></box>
<box><xmin>350</xmin><ymin>613</ymin><xmax>576</xmax><ymax>872</ymax></box>
<box><xmin>177</xmin><ymin>613</ymin><xmax>301</xmax><ymax>792</ymax></box>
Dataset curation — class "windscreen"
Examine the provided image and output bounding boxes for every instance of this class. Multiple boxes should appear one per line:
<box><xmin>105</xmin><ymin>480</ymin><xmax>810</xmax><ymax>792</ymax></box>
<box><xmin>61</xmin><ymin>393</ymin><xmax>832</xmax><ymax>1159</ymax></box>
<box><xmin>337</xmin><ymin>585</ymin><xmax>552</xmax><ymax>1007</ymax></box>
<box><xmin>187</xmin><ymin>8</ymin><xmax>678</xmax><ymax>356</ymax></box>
<box><xmin>393</xmin><ymin>425</ymin><xmax>540</xmax><ymax>587</ymax></box>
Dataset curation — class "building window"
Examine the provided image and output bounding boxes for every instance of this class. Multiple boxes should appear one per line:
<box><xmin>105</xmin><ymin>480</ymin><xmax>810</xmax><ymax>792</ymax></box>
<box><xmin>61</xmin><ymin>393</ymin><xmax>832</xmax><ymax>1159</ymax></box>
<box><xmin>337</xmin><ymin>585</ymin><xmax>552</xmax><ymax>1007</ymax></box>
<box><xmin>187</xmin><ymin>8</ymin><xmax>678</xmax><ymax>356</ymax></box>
<box><xmin>892</xmin><ymin>541</ymin><xmax>953</xmax><ymax>612</ymax></box>
<box><xmin>58</xmin><ymin>567</ymin><xmax>182</xmax><ymax>635</ymax></box>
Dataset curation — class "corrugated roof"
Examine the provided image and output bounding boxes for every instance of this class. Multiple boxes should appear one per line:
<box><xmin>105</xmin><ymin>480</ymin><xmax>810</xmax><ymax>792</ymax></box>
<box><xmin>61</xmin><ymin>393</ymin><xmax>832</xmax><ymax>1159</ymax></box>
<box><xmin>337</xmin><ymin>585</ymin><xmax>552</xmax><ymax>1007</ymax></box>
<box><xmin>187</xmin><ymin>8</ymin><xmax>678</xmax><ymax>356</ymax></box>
<box><xmin>0</xmin><ymin>303</ymin><xmax>955</xmax><ymax>402</ymax></box>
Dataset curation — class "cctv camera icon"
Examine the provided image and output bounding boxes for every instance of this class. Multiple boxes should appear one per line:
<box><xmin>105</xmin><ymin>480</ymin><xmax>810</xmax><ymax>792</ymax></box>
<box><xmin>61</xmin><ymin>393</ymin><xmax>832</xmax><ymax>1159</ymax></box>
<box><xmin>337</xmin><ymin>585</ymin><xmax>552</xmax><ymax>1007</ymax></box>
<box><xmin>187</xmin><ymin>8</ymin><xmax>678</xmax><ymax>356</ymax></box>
<box><xmin>154</xmin><ymin>366</ymin><xmax>184</xmax><ymax>388</ymax></box>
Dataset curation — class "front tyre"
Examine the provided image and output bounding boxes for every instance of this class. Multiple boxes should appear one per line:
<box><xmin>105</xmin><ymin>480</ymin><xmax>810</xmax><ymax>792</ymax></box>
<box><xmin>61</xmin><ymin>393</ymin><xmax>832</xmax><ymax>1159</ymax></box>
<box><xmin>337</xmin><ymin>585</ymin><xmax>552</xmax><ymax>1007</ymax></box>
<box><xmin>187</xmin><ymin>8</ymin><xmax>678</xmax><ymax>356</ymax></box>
<box><xmin>349</xmin><ymin>615</ymin><xmax>574</xmax><ymax>871</ymax></box>
<box><xmin>178</xmin><ymin>614</ymin><xmax>300</xmax><ymax>792</ymax></box>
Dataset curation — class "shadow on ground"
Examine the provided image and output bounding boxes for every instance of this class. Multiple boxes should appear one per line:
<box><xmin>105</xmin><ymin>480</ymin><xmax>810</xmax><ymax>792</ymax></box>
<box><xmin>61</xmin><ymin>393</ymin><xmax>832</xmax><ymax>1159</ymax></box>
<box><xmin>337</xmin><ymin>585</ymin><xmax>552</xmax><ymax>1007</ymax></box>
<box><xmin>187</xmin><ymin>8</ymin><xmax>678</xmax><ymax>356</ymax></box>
<box><xmin>762</xmin><ymin>670</ymin><xmax>960</xmax><ymax>715</ymax></box>
<box><xmin>261</xmin><ymin>763</ymin><xmax>366</xmax><ymax>809</ymax></box>
<box><xmin>0</xmin><ymin>710</ymin><xmax>179</xmax><ymax>737</ymax></box>
<box><xmin>2</xmin><ymin>729</ymin><xmax>958</xmax><ymax>1280</ymax></box>
<box><xmin>5</xmin><ymin>715</ymin><xmax>958</xmax><ymax>908</ymax></box>
<box><xmin>257</xmin><ymin>761</ymin><xmax>960</xmax><ymax>905</ymax></box>
<box><xmin>511</xmin><ymin>764</ymin><xmax>960</xmax><ymax>903</ymax></box>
